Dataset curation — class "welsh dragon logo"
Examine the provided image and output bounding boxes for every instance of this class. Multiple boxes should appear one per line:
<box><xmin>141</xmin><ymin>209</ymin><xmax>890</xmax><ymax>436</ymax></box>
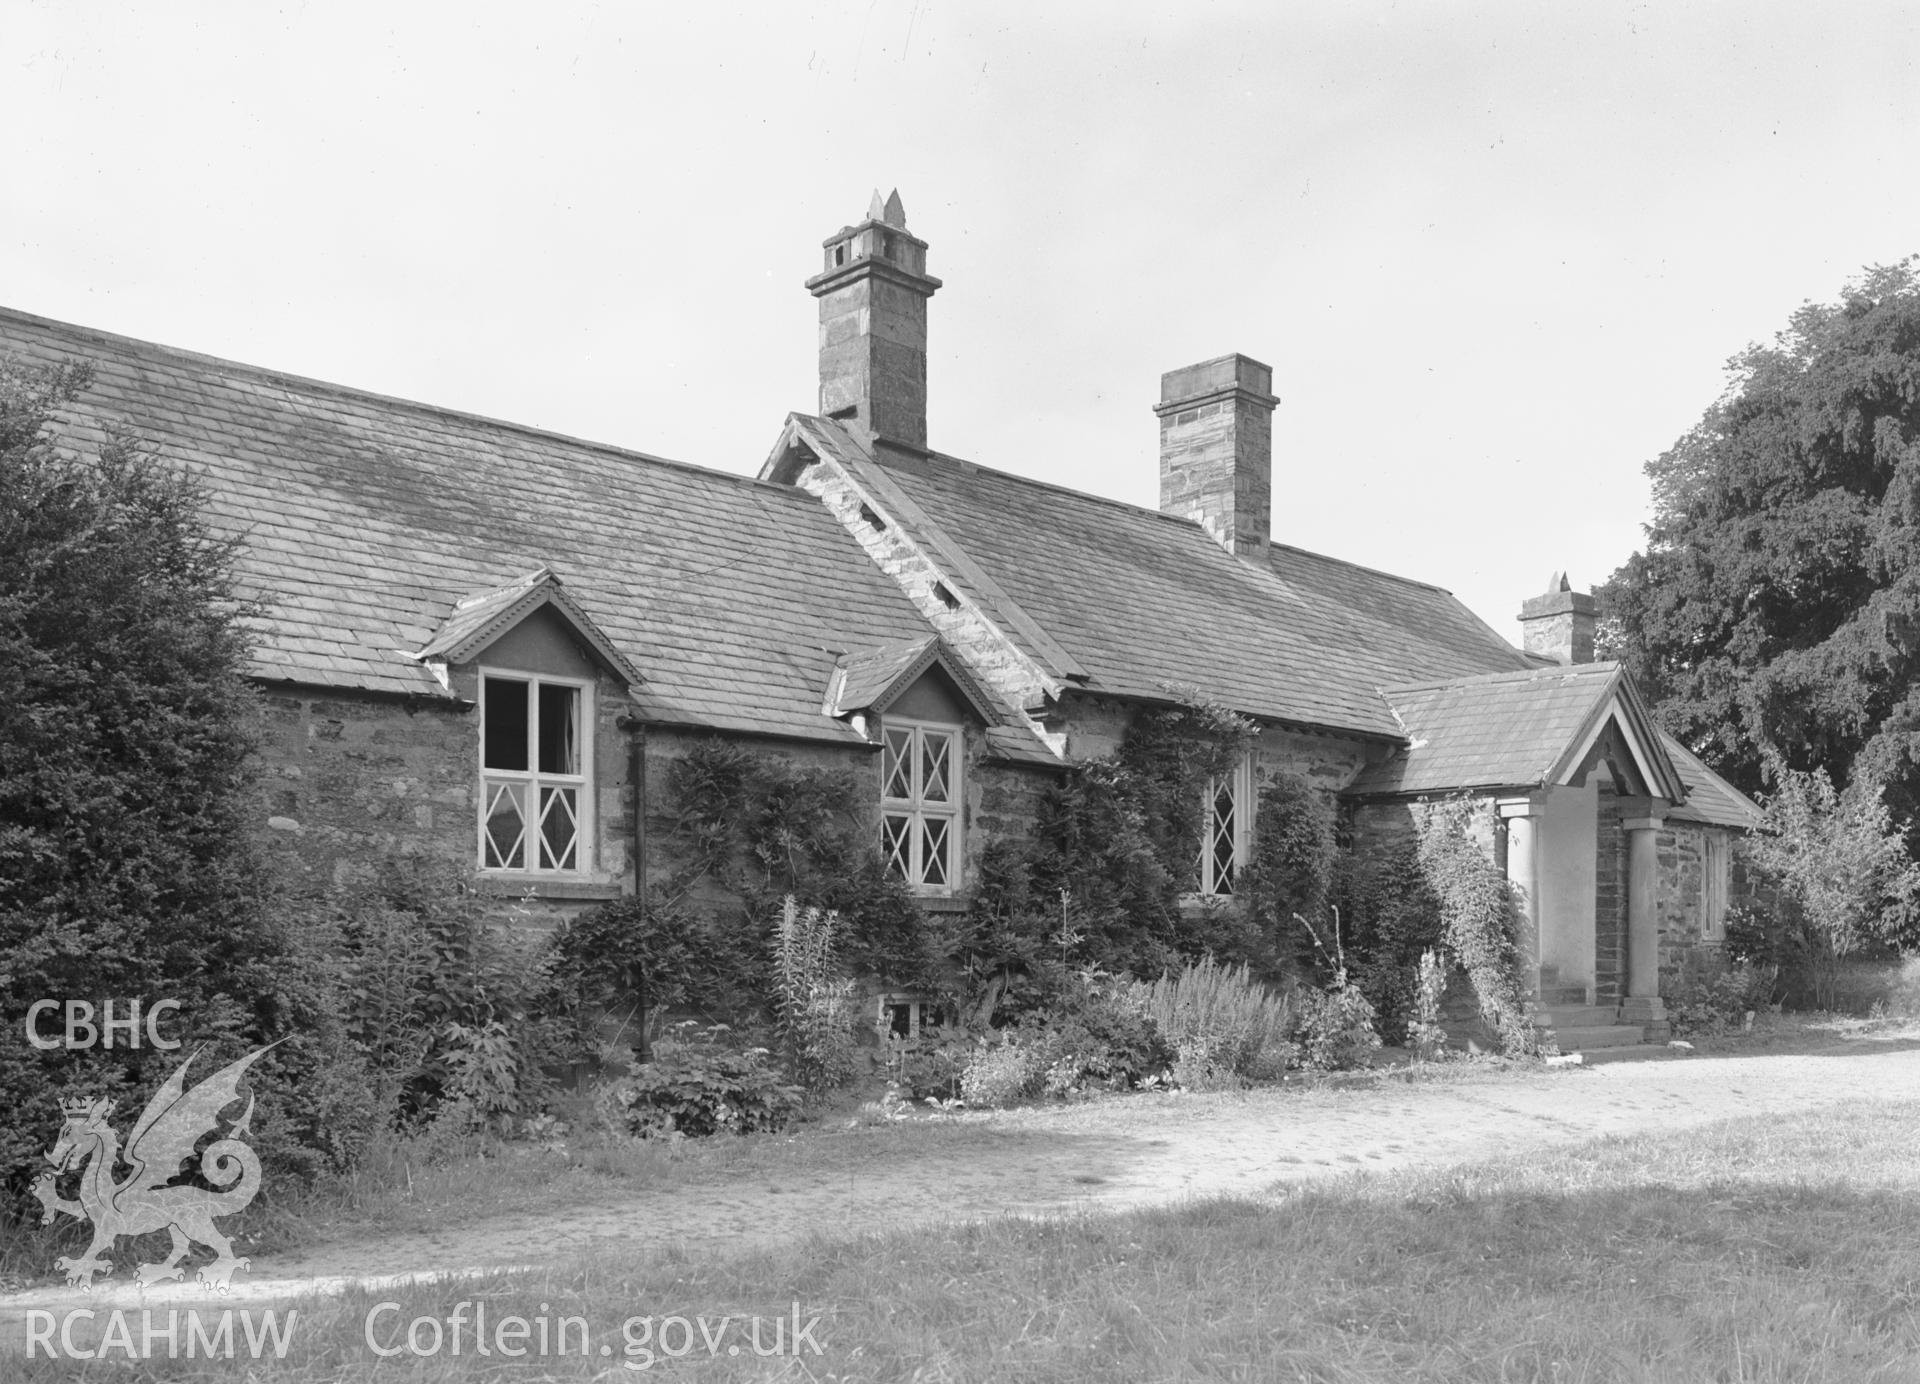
<box><xmin>30</xmin><ymin>1044</ymin><xmax>275</xmax><ymax>1293</ymax></box>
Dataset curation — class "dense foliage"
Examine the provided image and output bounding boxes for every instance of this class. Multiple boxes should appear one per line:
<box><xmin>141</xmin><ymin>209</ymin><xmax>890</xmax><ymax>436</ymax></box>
<box><xmin>1599</xmin><ymin>259</ymin><xmax>1920</xmax><ymax>825</ymax></box>
<box><xmin>964</xmin><ymin>696</ymin><xmax>1260</xmax><ymax>990</ymax></box>
<box><xmin>1738</xmin><ymin>760</ymin><xmax>1920</xmax><ymax>1006</ymax></box>
<box><xmin>1240</xmin><ymin>771</ymin><xmax>1340</xmax><ymax>976</ymax></box>
<box><xmin>0</xmin><ymin>360</ymin><xmax>319</xmax><ymax>1208</ymax></box>
<box><xmin>608</xmin><ymin>1023</ymin><xmax>801</xmax><ymax>1137</ymax></box>
<box><xmin>1413</xmin><ymin>799</ymin><xmax>1545</xmax><ymax>1055</ymax></box>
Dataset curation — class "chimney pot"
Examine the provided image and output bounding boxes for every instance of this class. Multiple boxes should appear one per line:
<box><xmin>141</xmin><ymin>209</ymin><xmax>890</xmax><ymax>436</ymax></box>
<box><xmin>807</xmin><ymin>193</ymin><xmax>942</xmax><ymax>451</ymax></box>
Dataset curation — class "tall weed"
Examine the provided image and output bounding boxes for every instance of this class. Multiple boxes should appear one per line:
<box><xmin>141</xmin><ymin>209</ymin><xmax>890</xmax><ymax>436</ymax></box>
<box><xmin>1131</xmin><ymin>955</ymin><xmax>1295</xmax><ymax>1086</ymax></box>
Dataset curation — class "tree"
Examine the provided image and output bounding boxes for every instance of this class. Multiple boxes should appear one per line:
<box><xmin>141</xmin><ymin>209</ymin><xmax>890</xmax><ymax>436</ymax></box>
<box><xmin>1599</xmin><ymin>258</ymin><xmax>1920</xmax><ymax>825</ymax></box>
<box><xmin>1743</xmin><ymin>760</ymin><xmax>1920</xmax><ymax>1008</ymax></box>
<box><xmin>0</xmin><ymin>357</ymin><xmax>291</xmax><ymax>1202</ymax></box>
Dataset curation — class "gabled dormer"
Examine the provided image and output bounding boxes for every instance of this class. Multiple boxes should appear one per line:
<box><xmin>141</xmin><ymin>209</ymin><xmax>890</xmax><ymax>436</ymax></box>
<box><xmin>415</xmin><ymin>568</ymin><xmax>639</xmax><ymax>884</ymax></box>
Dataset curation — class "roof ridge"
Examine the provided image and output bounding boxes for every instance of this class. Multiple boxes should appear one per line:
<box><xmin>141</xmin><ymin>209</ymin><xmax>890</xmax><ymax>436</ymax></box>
<box><xmin>1383</xmin><ymin>660</ymin><xmax>1621</xmax><ymax>696</ymax></box>
<box><xmin>911</xmin><ymin>446</ymin><xmax>1213</xmax><ymax>532</ymax></box>
<box><xmin>1267</xmin><ymin>541</ymin><xmax>1457</xmax><ymax>596</ymax></box>
<box><xmin>908</xmin><ymin>444</ymin><xmax>1498</xmax><ymax>601</ymax></box>
<box><xmin>1</xmin><ymin>302</ymin><xmax>813</xmax><ymax>497</ymax></box>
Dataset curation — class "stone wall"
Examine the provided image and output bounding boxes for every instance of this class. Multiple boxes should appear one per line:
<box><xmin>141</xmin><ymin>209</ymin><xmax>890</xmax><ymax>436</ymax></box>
<box><xmin>637</xmin><ymin>721</ymin><xmax>1053</xmax><ymax>914</ymax></box>
<box><xmin>1062</xmin><ymin>695</ymin><xmax>1371</xmax><ymax>795</ymax></box>
<box><xmin>252</xmin><ymin>660</ymin><xmax>638</xmax><ymax>932</ymax></box>
<box><xmin>1655</xmin><ymin>820</ymin><xmax>1765</xmax><ymax>973</ymax></box>
<box><xmin>1655</xmin><ymin>822</ymin><xmax>1707</xmax><ymax>971</ymax></box>
<box><xmin>1594</xmin><ymin>786</ymin><xmax>1625</xmax><ymax>1003</ymax></box>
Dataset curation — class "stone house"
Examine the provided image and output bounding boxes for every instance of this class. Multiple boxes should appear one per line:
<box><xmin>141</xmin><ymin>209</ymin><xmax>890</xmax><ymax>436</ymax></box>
<box><xmin>0</xmin><ymin>191</ymin><xmax>1760</xmax><ymax>1047</ymax></box>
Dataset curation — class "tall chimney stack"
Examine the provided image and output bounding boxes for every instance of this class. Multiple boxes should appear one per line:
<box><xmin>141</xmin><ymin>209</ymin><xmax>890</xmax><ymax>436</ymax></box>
<box><xmin>1519</xmin><ymin>572</ymin><xmax>1597</xmax><ymax>664</ymax></box>
<box><xmin>806</xmin><ymin>189</ymin><xmax>942</xmax><ymax>451</ymax></box>
<box><xmin>1154</xmin><ymin>354</ymin><xmax>1277</xmax><ymax>557</ymax></box>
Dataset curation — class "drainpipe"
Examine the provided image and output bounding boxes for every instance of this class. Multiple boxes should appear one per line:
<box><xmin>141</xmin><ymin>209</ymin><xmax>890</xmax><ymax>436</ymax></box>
<box><xmin>620</xmin><ymin>715</ymin><xmax>650</xmax><ymax>1061</ymax></box>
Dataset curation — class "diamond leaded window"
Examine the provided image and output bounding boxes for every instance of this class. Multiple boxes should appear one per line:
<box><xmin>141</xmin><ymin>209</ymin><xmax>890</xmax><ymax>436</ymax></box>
<box><xmin>480</xmin><ymin>672</ymin><xmax>590</xmax><ymax>874</ymax></box>
<box><xmin>880</xmin><ymin>720</ymin><xmax>961</xmax><ymax>894</ymax></box>
<box><xmin>1199</xmin><ymin>755</ymin><xmax>1253</xmax><ymax>897</ymax></box>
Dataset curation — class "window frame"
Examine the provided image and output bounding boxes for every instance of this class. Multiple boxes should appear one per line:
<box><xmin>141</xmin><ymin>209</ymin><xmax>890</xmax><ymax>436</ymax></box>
<box><xmin>476</xmin><ymin>667</ymin><xmax>595</xmax><ymax>877</ymax></box>
<box><xmin>1700</xmin><ymin>831</ymin><xmax>1731</xmax><ymax>942</ymax></box>
<box><xmin>878</xmin><ymin>716</ymin><xmax>963</xmax><ymax>896</ymax></box>
<box><xmin>1198</xmin><ymin>753</ymin><xmax>1255</xmax><ymax>898</ymax></box>
<box><xmin>875</xmin><ymin>991</ymin><xmax>942</xmax><ymax>1042</ymax></box>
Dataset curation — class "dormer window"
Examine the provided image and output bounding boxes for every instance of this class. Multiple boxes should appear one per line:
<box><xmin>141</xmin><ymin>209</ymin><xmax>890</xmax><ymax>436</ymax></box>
<box><xmin>880</xmin><ymin>719</ymin><xmax>961</xmax><ymax>894</ymax></box>
<box><xmin>480</xmin><ymin>671</ymin><xmax>592</xmax><ymax>873</ymax></box>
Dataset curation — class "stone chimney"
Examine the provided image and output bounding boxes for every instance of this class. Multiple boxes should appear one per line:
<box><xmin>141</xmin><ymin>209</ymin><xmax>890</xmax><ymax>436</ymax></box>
<box><xmin>1520</xmin><ymin>572</ymin><xmax>1597</xmax><ymax>664</ymax></box>
<box><xmin>1154</xmin><ymin>354</ymin><xmax>1278</xmax><ymax>557</ymax></box>
<box><xmin>805</xmin><ymin>189</ymin><xmax>942</xmax><ymax>451</ymax></box>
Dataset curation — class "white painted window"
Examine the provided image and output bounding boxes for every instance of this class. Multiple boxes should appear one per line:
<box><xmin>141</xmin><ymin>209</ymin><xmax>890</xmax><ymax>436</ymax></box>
<box><xmin>1701</xmin><ymin>832</ymin><xmax>1731</xmax><ymax>941</ymax></box>
<box><xmin>1199</xmin><ymin>755</ymin><xmax>1255</xmax><ymax>897</ymax></box>
<box><xmin>880</xmin><ymin>719</ymin><xmax>961</xmax><ymax>894</ymax></box>
<box><xmin>479</xmin><ymin>671</ymin><xmax>592</xmax><ymax>874</ymax></box>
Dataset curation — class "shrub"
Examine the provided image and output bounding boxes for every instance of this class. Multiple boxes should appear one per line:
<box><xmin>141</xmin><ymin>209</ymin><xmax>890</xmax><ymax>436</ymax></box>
<box><xmin>538</xmin><ymin>888</ymin><xmax>762</xmax><ymax>1064</ymax></box>
<box><xmin>1009</xmin><ymin>967</ymin><xmax>1174</xmax><ymax>1095</ymax></box>
<box><xmin>958</xmin><ymin>1036</ymin><xmax>1041</xmax><ymax>1109</ymax></box>
<box><xmin>1296</xmin><ymin>975</ymin><xmax>1383</xmax><ymax>1071</ymax></box>
<box><xmin>1341</xmin><ymin>840</ymin><xmax>1444</xmax><ymax>1043</ymax></box>
<box><xmin>1663</xmin><ymin>960</ymin><xmax>1772</xmax><ymax>1037</ymax></box>
<box><xmin>1413</xmin><ymin>799</ymin><xmax>1544</xmax><ymax>1055</ymax></box>
<box><xmin>1743</xmin><ymin>762</ymin><xmax>1920</xmax><ymax>1009</ymax></box>
<box><xmin>1241</xmin><ymin>772</ymin><xmax>1340</xmax><ymax>978</ymax></box>
<box><xmin>1130</xmin><ymin>955</ymin><xmax>1295</xmax><ymax>1087</ymax></box>
<box><xmin>884</xmin><ymin>1028</ymin><xmax>970</xmax><ymax>1101</ymax></box>
<box><xmin>769</xmin><ymin>896</ymin><xmax>858</xmax><ymax>1098</ymax></box>
<box><xmin>1408</xmin><ymin>949</ymin><xmax>1450</xmax><ymax>1060</ymax></box>
<box><xmin>1876</xmin><ymin>956</ymin><xmax>1920</xmax><ymax>1019</ymax></box>
<box><xmin>970</xmin><ymin>693</ymin><xmax>1263</xmax><ymax>987</ymax></box>
<box><xmin>0</xmin><ymin>358</ymin><xmax>351</xmax><ymax>1207</ymax></box>
<box><xmin>609</xmin><ymin>1024</ymin><xmax>802</xmax><ymax>1137</ymax></box>
<box><xmin>324</xmin><ymin>864</ymin><xmax>543</xmax><ymax>1126</ymax></box>
<box><xmin>665</xmin><ymin>741</ymin><xmax>939</xmax><ymax>994</ymax></box>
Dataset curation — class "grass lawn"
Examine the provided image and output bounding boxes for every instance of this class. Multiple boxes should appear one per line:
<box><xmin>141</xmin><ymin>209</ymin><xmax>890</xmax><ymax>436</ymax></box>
<box><xmin>17</xmin><ymin>1091</ymin><xmax>1920</xmax><ymax>1382</ymax></box>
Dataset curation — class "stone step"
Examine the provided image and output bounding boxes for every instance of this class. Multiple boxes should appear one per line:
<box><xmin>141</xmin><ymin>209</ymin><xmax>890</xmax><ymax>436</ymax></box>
<box><xmin>1549</xmin><ymin>1024</ymin><xmax>1648</xmax><ymax>1051</ymax></box>
<box><xmin>1539</xmin><ymin>986</ymin><xmax>1588</xmax><ymax>1006</ymax></box>
<box><xmin>1538</xmin><ymin>1005</ymin><xmax>1621</xmax><ymax>1028</ymax></box>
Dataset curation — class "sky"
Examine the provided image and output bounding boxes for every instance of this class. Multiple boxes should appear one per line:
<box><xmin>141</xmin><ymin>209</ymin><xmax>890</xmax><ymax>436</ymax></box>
<box><xmin>4</xmin><ymin>1</ymin><xmax>1917</xmax><ymax>640</ymax></box>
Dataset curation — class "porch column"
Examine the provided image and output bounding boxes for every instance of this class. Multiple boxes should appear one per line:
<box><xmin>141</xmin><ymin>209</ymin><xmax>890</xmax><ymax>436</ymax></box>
<box><xmin>1620</xmin><ymin>810</ymin><xmax>1668</xmax><ymax>1037</ymax></box>
<box><xmin>1498</xmin><ymin>797</ymin><xmax>1541</xmax><ymax>995</ymax></box>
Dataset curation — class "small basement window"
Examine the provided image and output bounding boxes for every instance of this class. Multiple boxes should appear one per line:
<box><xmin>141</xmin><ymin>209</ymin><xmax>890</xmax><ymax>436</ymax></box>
<box><xmin>877</xmin><ymin>993</ymin><xmax>942</xmax><ymax>1041</ymax></box>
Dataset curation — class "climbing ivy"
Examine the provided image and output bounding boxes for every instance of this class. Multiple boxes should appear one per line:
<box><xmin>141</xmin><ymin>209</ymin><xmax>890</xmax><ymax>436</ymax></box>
<box><xmin>1411</xmin><ymin>797</ymin><xmax>1544</xmax><ymax>1055</ymax></box>
<box><xmin>960</xmin><ymin>693</ymin><xmax>1264</xmax><ymax>999</ymax></box>
<box><xmin>1338</xmin><ymin>836</ymin><xmax>1443</xmax><ymax>1044</ymax></box>
<box><xmin>545</xmin><ymin>738</ymin><xmax>937</xmax><ymax>1053</ymax></box>
<box><xmin>1240</xmin><ymin>770</ymin><xmax>1340</xmax><ymax>980</ymax></box>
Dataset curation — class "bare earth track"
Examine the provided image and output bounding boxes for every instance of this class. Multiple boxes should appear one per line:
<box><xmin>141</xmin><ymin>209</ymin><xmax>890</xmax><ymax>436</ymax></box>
<box><xmin>6</xmin><ymin>1037</ymin><xmax>1920</xmax><ymax>1349</ymax></box>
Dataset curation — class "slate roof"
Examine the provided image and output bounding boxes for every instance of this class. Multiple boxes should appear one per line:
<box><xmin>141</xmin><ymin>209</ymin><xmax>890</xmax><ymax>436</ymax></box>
<box><xmin>856</xmin><ymin>447</ymin><xmax>1534</xmax><ymax>738</ymax></box>
<box><xmin>417</xmin><ymin>567</ymin><xmax>645</xmax><ymax>688</ymax></box>
<box><xmin>1662</xmin><ymin>734</ymin><xmax>1766</xmax><ymax>829</ymax></box>
<box><xmin>1349</xmin><ymin>662</ymin><xmax>1687</xmax><ymax>799</ymax></box>
<box><xmin>826</xmin><ymin>638</ymin><xmax>939</xmax><ymax>716</ymax></box>
<box><xmin>0</xmin><ymin>307</ymin><xmax>941</xmax><ymax>743</ymax></box>
<box><xmin>821</xmin><ymin>635</ymin><xmax>1006</xmax><ymax>729</ymax></box>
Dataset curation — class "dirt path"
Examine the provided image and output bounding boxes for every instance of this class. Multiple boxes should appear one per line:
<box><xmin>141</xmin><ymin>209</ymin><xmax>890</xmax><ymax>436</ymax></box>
<box><xmin>8</xmin><ymin>1040</ymin><xmax>1920</xmax><ymax>1341</ymax></box>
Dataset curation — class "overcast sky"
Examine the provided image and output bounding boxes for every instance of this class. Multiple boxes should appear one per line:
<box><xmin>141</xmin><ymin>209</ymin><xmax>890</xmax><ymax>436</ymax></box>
<box><xmin>5</xmin><ymin>2</ymin><xmax>1917</xmax><ymax>639</ymax></box>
